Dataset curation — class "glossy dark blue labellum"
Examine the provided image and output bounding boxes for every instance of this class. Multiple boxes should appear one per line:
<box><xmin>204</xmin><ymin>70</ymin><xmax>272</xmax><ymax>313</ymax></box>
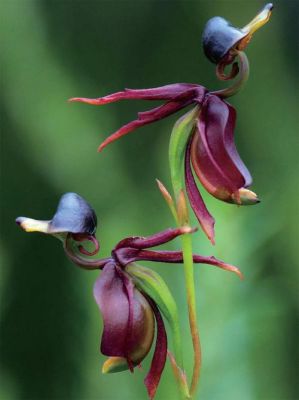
<box><xmin>50</xmin><ymin>192</ymin><xmax>97</xmax><ymax>235</ymax></box>
<box><xmin>202</xmin><ymin>17</ymin><xmax>246</xmax><ymax>64</ymax></box>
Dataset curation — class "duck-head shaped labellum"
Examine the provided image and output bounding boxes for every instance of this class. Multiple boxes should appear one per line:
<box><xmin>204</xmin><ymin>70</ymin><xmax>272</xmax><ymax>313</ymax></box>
<box><xmin>202</xmin><ymin>3</ymin><xmax>273</xmax><ymax>64</ymax></box>
<box><xmin>16</xmin><ymin>192</ymin><xmax>97</xmax><ymax>237</ymax></box>
<box><xmin>190</xmin><ymin>94</ymin><xmax>259</xmax><ymax>205</ymax></box>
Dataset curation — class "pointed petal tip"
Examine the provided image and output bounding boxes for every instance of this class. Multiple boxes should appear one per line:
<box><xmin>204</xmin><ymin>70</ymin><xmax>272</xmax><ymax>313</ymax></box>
<box><xmin>223</xmin><ymin>263</ymin><xmax>244</xmax><ymax>280</ymax></box>
<box><xmin>155</xmin><ymin>179</ymin><xmax>176</xmax><ymax>218</ymax></box>
<box><xmin>97</xmin><ymin>144</ymin><xmax>104</xmax><ymax>152</ymax></box>
<box><xmin>206</xmin><ymin>220</ymin><xmax>216</xmax><ymax>245</ymax></box>
<box><xmin>156</xmin><ymin>179</ymin><xmax>172</xmax><ymax>201</ymax></box>
<box><xmin>199</xmin><ymin>219</ymin><xmax>215</xmax><ymax>245</ymax></box>
<box><xmin>68</xmin><ymin>97</ymin><xmax>89</xmax><ymax>103</ymax></box>
<box><xmin>182</xmin><ymin>225</ymin><xmax>198</xmax><ymax>235</ymax></box>
<box><xmin>68</xmin><ymin>97</ymin><xmax>101</xmax><ymax>105</ymax></box>
<box><xmin>209</xmin><ymin>235</ymin><xmax>216</xmax><ymax>246</ymax></box>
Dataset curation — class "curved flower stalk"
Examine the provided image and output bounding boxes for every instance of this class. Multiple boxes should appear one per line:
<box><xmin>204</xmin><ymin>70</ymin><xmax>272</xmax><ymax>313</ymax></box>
<box><xmin>69</xmin><ymin>4</ymin><xmax>273</xmax><ymax>245</ymax></box>
<box><xmin>16</xmin><ymin>192</ymin><xmax>242</xmax><ymax>399</ymax></box>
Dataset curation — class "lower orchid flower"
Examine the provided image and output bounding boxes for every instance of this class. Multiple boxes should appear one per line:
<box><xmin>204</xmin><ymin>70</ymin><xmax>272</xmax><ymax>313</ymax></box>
<box><xmin>69</xmin><ymin>3</ymin><xmax>272</xmax><ymax>244</ymax></box>
<box><xmin>16</xmin><ymin>192</ymin><xmax>242</xmax><ymax>399</ymax></box>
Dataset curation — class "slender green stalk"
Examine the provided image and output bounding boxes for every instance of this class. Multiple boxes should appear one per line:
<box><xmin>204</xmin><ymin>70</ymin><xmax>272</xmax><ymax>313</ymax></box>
<box><xmin>180</xmin><ymin>227</ymin><xmax>201</xmax><ymax>396</ymax></box>
<box><xmin>174</xmin><ymin>189</ymin><xmax>202</xmax><ymax>398</ymax></box>
<box><xmin>167</xmin><ymin>105</ymin><xmax>203</xmax><ymax>398</ymax></box>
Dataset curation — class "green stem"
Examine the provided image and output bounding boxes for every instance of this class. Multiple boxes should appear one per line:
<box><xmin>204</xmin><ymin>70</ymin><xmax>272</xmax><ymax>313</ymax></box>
<box><xmin>167</xmin><ymin>290</ymin><xmax>190</xmax><ymax>399</ymax></box>
<box><xmin>173</xmin><ymin>189</ymin><xmax>202</xmax><ymax>399</ymax></box>
<box><xmin>167</xmin><ymin>105</ymin><xmax>202</xmax><ymax>398</ymax></box>
<box><xmin>180</xmin><ymin>227</ymin><xmax>201</xmax><ymax>397</ymax></box>
<box><xmin>212</xmin><ymin>51</ymin><xmax>250</xmax><ymax>98</ymax></box>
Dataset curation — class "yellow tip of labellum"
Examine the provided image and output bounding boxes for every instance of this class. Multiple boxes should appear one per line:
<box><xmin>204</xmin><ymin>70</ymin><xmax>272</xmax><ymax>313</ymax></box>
<box><xmin>102</xmin><ymin>357</ymin><xmax>130</xmax><ymax>374</ymax></box>
<box><xmin>238</xmin><ymin>3</ymin><xmax>273</xmax><ymax>50</ymax></box>
<box><xmin>232</xmin><ymin>188</ymin><xmax>260</xmax><ymax>205</ymax></box>
<box><xmin>15</xmin><ymin>217</ymin><xmax>50</xmax><ymax>233</ymax></box>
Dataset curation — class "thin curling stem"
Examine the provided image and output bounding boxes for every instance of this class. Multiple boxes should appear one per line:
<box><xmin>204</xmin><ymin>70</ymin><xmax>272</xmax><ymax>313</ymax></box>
<box><xmin>212</xmin><ymin>51</ymin><xmax>250</xmax><ymax>98</ymax></box>
<box><xmin>64</xmin><ymin>234</ymin><xmax>110</xmax><ymax>270</ymax></box>
<box><xmin>216</xmin><ymin>61</ymin><xmax>239</xmax><ymax>81</ymax></box>
<box><xmin>71</xmin><ymin>234</ymin><xmax>100</xmax><ymax>256</ymax></box>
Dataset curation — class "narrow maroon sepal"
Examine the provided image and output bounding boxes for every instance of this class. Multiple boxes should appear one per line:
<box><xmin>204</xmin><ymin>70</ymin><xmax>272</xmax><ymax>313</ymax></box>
<box><xmin>203</xmin><ymin>95</ymin><xmax>250</xmax><ymax>187</ymax></box>
<box><xmin>98</xmin><ymin>97</ymin><xmax>194</xmax><ymax>152</ymax></box>
<box><xmin>144</xmin><ymin>300</ymin><xmax>167</xmax><ymax>400</ymax></box>
<box><xmin>114</xmin><ymin>227</ymin><xmax>194</xmax><ymax>251</ymax></box>
<box><xmin>185</xmin><ymin>135</ymin><xmax>215</xmax><ymax>244</ymax></box>
<box><xmin>69</xmin><ymin>83</ymin><xmax>202</xmax><ymax>105</ymax></box>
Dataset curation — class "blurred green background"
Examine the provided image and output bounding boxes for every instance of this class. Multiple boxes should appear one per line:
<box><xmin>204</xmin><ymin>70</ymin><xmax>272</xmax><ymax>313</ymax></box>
<box><xmin>1</xmin><ymin>1</ymin><xmax>298</xmax><ymax>399</ymax></box>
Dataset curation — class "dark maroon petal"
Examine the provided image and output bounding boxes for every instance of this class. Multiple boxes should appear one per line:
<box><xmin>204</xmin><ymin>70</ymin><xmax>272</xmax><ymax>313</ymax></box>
<box><xmin>144</xmin><ymin>300</ymin><xmax>167</xmax><ymax>400</ymax></box>
<box><xmin>69</xmin><ymin>83</ymin><xmax>202</xmax><ymax>105</ymax></box>
<box><xmin>114</xmin><ymin>247</ymin><xmax>181</xmax><ymax>266</ymax></box>
<box><xmin>98</xmin><ymin>97</ymin><xmax>194</xmax><ymax>152</ymax></box>
<box><xmin>192</xmin><ymin>254</ymin><xmax>243</xmax><ymax>278</ymax></box>
<box><xmin>69</xmin><ymin>84</ymin><xmax>207</xmax><ymax>152</ymax></box>
<box><xmin>122</xmin><ymin>249</ymin><xmax>184</xmax><ymax>264</ymax></box>
<box><xmin>98</xmin><ymin>118</ymin><xmax>154</xmax><ymax>151</ymax></box>
<box><xmin>119</xmin><ymin>250</ymin><xmax>242</xmax><ymax>278</ymax></box>
<box><xmin>191</xmin><ymin>95</ymin><xmax>253</xmax><ymax>203</ymax></box>
<box><xmin>137</xmin><ymin>88</ymin><xmax>197</xmax><ymax>120</ymax></box>
<box><xmin>223</xmin><ymin>100</ymin><xmax>252</xmax><ymax>187</ymax></box>
<box><xmin>185</xmin><ymin>135</ymin><xmax>215</xmax><ymax>244</ymax></box>
<box><xmin>203</xmin><ymin>95</ymin><xmax>249</xmax><ymax>187</ymax></box>
<box><xmin>113</xmin><ymin>248</ymin><xmax>141</xmax><ymax>266</ymax></box>
<box><xmin>121</xmin><ymin>271</ymin><xmax>155</xmax><ymax>368</ymax></box>
<box><xmin>191</xmin><ymin>119</ymin><xmax>236</xmax><ymax>202</ymax></box>
<box><xmin>93</xmin><ymin>262</ymin><xmax>130</xmax><ymax>357</ymax></box>
<box><xmin>94</xmin><ymin>263</ymin><xmax>155</xmax><ymax>366</ymax></box>
<box><xmin>122</xmin><ymin>272</ymin><xmax>135</xmax><ymax>371</ymax></box>
<box><xmin>114</xmin><ymin>227</ymin><xmax>195</xmax><ymax>250</ymax></box>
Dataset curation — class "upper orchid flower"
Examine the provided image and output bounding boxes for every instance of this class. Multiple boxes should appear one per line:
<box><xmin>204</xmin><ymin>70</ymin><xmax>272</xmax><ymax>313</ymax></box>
<box><xmin>16</xmin><ymin>192</ymin><xmax>242</xmax><ymax>399</ymax></box>
<box><xmin>69</xmin><ymin>4</ymin><xmax>272</xmax><ymax>244</ymax></box>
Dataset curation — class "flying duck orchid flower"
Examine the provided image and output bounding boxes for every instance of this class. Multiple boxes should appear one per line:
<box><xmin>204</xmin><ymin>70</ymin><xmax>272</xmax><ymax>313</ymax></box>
<box><xmin>16</xmin><ymin>192</ymin><xmax>242</xmax><ymax>399</ymax></box>
<box><xmin>69</xmin><ymin>3</ymin><xmax>272</xmax><ymax>244</ymax></box>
